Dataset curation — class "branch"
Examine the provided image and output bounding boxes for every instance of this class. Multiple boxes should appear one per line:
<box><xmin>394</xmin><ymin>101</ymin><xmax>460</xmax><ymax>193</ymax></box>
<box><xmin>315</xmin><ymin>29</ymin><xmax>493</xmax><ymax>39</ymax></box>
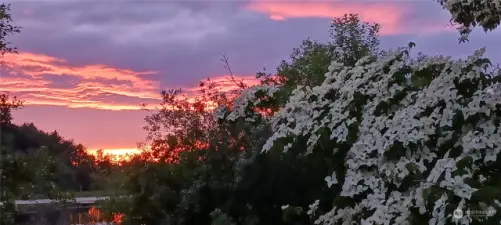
<box><xmin>221</xmin><ymin>54</ymin><xmax>247</xmax><ymax>90</ymax></box>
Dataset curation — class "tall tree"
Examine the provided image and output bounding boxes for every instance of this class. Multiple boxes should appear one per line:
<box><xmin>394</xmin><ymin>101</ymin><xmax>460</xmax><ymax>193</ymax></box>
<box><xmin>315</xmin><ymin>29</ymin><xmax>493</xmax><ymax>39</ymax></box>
<box><xmin>258</xmin><ymin>14</ymin><xmax>381</xmax><ymax>109</ymax></box>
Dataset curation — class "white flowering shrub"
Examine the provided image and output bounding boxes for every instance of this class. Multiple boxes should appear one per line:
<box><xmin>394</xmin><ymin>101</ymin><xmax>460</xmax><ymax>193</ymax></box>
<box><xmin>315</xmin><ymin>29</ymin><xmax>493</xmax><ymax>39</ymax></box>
<box><xmin>220</xmin><ymin>45</ymin><xmax>501</xmax><ymax>224</ymax></box>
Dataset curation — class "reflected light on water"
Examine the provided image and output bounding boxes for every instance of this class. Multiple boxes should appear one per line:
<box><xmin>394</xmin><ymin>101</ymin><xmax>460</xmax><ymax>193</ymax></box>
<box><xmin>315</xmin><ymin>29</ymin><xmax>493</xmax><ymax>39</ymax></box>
<box><xmin>68</xmin><ymin>206</ymin><xmax>123</xmax><ymax>224</ymax></box>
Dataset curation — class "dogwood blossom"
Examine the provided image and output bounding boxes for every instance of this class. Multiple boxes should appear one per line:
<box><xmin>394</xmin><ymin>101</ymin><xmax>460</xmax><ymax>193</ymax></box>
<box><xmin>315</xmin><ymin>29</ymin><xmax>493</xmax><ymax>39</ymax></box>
<box><xmin>219</xmin><ymin>45</ymin><xmax>501</xmax><ymax>224</ymax></box>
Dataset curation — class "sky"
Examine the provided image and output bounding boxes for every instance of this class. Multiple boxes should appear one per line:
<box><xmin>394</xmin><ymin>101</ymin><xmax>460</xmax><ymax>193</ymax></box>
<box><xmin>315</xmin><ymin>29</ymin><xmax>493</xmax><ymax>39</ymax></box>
<box><xmin>1</xmin><ymin>0</ymin><xmax>501</xmax><ymax>155</ymax></box>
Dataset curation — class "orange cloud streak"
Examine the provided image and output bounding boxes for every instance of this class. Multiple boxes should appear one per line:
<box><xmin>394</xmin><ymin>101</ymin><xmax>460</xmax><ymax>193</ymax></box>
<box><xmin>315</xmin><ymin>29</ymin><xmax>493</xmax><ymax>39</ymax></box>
<box><xmin>246</xmin><ymin>0</ymin><xmax>451</xmax><ymax>35</ymax></box>
<box><xmin>1</xmin><ymin>51</ymin><xmax>161</xmax><ymax>110</ymax></box>
<box><xmin>1</xmin><ymin>52</ymin><xmax>261</xmax><ymax>111</ymax></box>
<box><xmin>3</xmin><ymin>52</ymin><xmax>157</xmax><ymax>88</ymax></box>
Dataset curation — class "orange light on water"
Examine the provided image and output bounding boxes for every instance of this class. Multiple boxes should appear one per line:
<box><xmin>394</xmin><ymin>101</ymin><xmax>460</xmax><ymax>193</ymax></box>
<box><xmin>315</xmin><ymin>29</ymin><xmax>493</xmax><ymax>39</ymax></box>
<box><xmin>87</xmin><ymin>206</ymin><xmax>124</xmax><ymax>224</ymax></box>
<box><xmin>88</xmin><ymin>206</ymin><xmax>101</xmax><ymax>221</ymax></box>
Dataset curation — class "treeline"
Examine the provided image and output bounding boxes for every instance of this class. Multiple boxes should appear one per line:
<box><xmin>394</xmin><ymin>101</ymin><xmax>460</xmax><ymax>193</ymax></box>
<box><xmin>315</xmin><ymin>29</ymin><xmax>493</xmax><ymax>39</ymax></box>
<box><xmin>0</xmin><ymin>93</ymin><xmax>116</xmax><ymax>185</ymax></box>
<box><xmin>1</xmin><ymin>119</ymin><xmax>95</xmax><ymax>191</ymax></box>
<box><xmin>0</xmin><ymin>94</ymin><xmax>118</xmax><ymax>224</ymax></box>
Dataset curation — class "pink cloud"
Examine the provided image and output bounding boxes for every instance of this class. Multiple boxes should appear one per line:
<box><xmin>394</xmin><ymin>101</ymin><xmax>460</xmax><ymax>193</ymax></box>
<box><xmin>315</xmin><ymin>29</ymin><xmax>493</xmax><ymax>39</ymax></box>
<box><xmin>246</xmin><ymin>0</ymin><xmax>453</xmax><ymax>35</ymax></box>
<box><xmin>1</xmin><ymin>52</ymin><xmax>261</xmax><ymax>111</ymax></box>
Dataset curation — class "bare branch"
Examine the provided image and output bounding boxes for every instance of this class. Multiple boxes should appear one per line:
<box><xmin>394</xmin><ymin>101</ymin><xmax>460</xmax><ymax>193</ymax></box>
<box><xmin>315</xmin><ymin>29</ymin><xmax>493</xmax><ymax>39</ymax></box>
<box><xmin>221</xmin><ymin>54</ymin><xmax>247</xmax><ymax>90</ymax></box>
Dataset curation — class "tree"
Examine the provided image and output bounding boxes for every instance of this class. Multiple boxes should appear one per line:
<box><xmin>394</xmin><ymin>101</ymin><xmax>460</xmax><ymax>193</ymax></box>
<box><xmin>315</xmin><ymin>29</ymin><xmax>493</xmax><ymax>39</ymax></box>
<box><xmin>0</xmin><ymin>146</ymin><xmax>56</xmax><ymax>224</ymax></box>
<box><xmin>0</xmin><ymin>94</ymin><xmax>23</xmax><ymax>125</ymax></box>
<box><xmin>12</xmin><ymin>123</ymin><xmax>98</xmax><ymax>191</ymax></box>
<box><xmin>100</xmin><ymin>79</ymin><xmax>249</xmax><ymax>224</ymax></box>
<box><xmin>1</xmin><ymin>4</ymin><xmax>22</xmax><ymax>123</ymax></box>
<box><xmin>0</xmin><ymin>101</ymin><xmax>88</xmax><ymax>224</ymax></box>
<box><xmin>328</xmin><ymin>14</ymin><xmax>381</xmax><ymax>67</ymax></box>
<box><xmin>0</xmin><ymin>3</ymin><xmax>20</xmax><ymax>56</ymax></box>
<box><xmin>0</xmin><ymin>3</ymin><xmax>22</xmax><ymax>124</ymax></box>
<box><xmin>258</xmin><ymin>14</ymin><xmax>381</xmax><ymax>108</ymax></box>
<box><xmin>437</xmin><ymin>0</ymin><xmax>501</xmax><ymax>42</ymax></box>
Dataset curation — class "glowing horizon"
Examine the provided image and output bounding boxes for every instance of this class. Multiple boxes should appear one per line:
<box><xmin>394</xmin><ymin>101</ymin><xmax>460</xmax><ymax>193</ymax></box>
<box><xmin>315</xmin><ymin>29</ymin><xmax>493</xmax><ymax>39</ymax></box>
<box><xmin>86</xmin><ymin>148</ymin><xmax>142</xmax><ymax>162</ymax></box>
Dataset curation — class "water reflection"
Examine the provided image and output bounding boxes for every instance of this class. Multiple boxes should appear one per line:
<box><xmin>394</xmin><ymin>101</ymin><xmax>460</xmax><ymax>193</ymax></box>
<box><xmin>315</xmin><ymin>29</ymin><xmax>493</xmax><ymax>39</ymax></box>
<box><xmin>16</xmin><ymin>205</ymin><xmax>123</xmax><ymax>225</ymax></box>
<box><xmin>69</xmin><ymin>206</ymin><xmax>123</xmax><ymax>224</ymax></box>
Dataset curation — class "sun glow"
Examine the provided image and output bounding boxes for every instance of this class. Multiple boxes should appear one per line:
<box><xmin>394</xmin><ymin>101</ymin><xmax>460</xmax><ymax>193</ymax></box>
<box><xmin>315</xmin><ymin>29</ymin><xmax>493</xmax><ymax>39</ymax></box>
<box><xmin>87</xmin><ymin>148</ymin><xmax>142</xmax><ymax>162</ymax></box>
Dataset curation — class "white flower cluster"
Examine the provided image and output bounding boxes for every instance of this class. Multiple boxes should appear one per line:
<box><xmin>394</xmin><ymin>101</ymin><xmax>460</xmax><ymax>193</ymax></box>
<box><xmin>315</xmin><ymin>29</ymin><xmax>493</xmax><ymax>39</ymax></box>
<box><xmin>213</xmin><ymin>84</ymin><xmax>280</xmax><ymax>123</ymax></box>
<box><xmin>226</xmin><ymin>46</ymin><xmax>501</xmax><ymax>224</ymax></box>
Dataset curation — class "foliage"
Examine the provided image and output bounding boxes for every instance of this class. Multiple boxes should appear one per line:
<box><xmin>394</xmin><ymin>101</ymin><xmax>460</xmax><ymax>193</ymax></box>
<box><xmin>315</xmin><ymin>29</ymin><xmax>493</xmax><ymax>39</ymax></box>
<box><xmin>0</xmin><ymin>94</ymin><xmax>97</xmax><ymax>224</ymax></box>
<box><xmin>0</xmin><ymin>96</ymin><xmax>51</xmax><ymax>224</ymax></box>
<box><xmin>0</xmin><ymin>3</ymin><xmax>20</xmax><ymax>56</ymax></box>
<box><xmin>0</xmin><ymin>94</ymin><xmax>22</xmax><ymax>125</ymax></box>
<box><xmin>9</xmin><ymin>123</ymin><xmax>97</xmax><ymax>191</ymax></box>
<box><xmin>257</xmin><ymin>14</ymin><xmax>381</xmax><ymax>109</ymax></box>
<box><xmin>224</xmin><ymin>42</ymin><xmax>501</xmax><ymax>224</ymax></box>
<box><xmin>0</xmin><ymin>146</ymin><xmax>54</xmax><ymax>224</ymax></box>
<box><xmin>101</xmin><ymin>77</ymin><xmax>252</xmax><ymax>224</ymax></box>
<box><xmin>1</xmin><ymin>94</ymin><xmax>99</xmax><ymax>193</ymax></box>
<box><xmin>437</xmin><ymin>0</ymin><xmax>501</xmax><ymax>42</ymax></box>
<box><xmin>328</xmin><ymin>14</ymin><xmax>381</xmax><ymax>67</ymax></box>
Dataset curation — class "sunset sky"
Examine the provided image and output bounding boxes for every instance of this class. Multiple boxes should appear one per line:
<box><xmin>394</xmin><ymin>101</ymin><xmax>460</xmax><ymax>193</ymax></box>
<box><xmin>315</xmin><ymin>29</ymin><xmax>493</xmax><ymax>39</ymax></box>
<box><xmin>2</xmin><ymin>0</ymin><xmax>501</xmax><ymax>155</ymax></box>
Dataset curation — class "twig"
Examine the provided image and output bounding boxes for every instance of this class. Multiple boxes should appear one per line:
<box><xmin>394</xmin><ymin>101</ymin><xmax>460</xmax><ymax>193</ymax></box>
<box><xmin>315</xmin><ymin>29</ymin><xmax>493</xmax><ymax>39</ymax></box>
<box><xmin>221</xmin><ymin>54</ymin><xmax>247</xmax><ymax>90</ymax></box>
